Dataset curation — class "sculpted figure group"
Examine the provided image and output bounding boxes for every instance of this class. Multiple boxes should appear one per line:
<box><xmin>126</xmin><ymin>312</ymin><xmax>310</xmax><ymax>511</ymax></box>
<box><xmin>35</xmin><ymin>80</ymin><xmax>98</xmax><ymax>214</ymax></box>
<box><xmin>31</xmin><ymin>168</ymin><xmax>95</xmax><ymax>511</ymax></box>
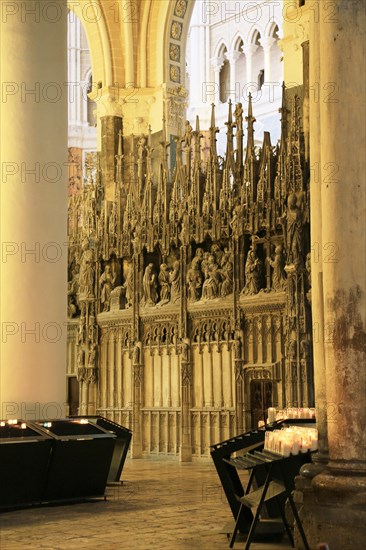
<box><xmin>141</xmin><ymin>260</ymin><xmax>181</xmax><ymax>308</ymax></box>
<box><xmin>94</xmin><ymin>239</ymin><xmax>289</xmax><ymax>312</ymax></box>
<box><xmin>187</xmin><ymin>245</ymin><xmax>234</xmax><ymax>303</ymax></box>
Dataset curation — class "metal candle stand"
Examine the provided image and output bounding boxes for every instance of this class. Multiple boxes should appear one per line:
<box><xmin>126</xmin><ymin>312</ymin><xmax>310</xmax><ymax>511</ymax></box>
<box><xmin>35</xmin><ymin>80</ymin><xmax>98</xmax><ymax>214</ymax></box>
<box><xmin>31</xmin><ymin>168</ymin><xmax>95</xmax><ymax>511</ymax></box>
<box><xmin>225</xmin><ymin>449</ymin><xmax>311</xmax><ymax>550</ymax></box>
<box><xmin>210</xmin><ymin>419</ymin><xmax>316</xmax><ymax>547</ymax></box>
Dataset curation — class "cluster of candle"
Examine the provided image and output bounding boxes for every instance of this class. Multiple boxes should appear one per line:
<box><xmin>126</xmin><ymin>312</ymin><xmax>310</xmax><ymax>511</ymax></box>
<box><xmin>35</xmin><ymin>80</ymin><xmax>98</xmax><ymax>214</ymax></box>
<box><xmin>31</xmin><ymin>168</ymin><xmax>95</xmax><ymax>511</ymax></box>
<box><xmin>264</xmin><ymin>426</ymin><xmax>318</xmax><ymax>456</ymax></box>
<box><xmin>0</xmin><ymin>420</ymin><xmax>27</xmax><ymax>429</ymax></box>
<box><xmin>266</xmin><ymin>407</ymin><xmax>316</xmax><ymax>423</ymax></box>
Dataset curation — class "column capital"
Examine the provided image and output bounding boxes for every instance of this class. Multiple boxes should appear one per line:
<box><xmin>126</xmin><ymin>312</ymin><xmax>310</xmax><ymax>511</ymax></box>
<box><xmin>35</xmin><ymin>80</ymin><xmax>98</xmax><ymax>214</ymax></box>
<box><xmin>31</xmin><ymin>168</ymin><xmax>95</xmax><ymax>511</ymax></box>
<box><xmin>210</xmin><ymin>56</ymin><xmax>225</xmax><ymax>72</ymax></box>
<box><xmin>242</xmin><ymin>44</ymin><xmax>258</xmax><ymax>57</ymax></box>
<box><xmin>225</xmin><ymin>49</ymin><xmax>242</xmax><ymax>63</ymax></box>
<box><xmin>259</xmin><ymin>36</ymin><xmax>277</xmax><ymax>50</ymax></box>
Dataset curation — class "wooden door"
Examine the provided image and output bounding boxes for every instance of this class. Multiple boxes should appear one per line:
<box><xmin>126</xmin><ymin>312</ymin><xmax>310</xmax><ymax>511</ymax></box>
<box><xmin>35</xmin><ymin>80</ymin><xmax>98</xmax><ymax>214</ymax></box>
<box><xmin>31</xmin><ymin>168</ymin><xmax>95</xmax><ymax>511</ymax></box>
<box><xmin>67</xmin><ymin>377</ymin><xmax>79</xmax><ymax>416</ymax></box>
<box><xmin>250</xmin><ymin>380</ymin><xmax>273</xmax><ymax>429</ymax></box>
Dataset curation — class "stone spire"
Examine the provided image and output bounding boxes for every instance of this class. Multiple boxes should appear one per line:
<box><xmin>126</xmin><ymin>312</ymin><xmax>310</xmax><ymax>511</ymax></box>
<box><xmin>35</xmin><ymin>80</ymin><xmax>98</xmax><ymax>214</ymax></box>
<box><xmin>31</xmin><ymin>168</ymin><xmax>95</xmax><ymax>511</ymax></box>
<box><xmin>243</xmin><ymin>93</ymin><xmax>257</xmax><ymax>206</ymax></box>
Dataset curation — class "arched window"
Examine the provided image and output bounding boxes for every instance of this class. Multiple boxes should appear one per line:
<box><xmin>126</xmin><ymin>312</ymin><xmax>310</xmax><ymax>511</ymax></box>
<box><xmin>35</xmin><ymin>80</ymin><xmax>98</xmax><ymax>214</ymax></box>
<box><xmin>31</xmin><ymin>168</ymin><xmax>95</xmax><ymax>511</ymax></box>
<box><xmin>185</xmin><ymin>0</ymin><xmax>283</xmax><ymax>152</ymax></box>
<box><xmin>236</xmin><ymin>39</ymin><xmax>246</xmax><ymax>86</ymax></box>
<box><xmin>252</xmin><ymin>31</ymin><xmax>264</xmax><ymax>91</ymax></box>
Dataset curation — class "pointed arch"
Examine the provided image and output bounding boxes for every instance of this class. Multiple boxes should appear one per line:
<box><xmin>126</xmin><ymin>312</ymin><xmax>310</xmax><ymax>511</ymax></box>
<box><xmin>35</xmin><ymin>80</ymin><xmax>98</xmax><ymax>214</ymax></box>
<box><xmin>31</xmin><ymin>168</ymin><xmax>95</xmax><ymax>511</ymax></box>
<box><xmin>144</xmin><ymin>0</ymin><xmax>196</xmax><ymax>88</ymax></box>
<box><xmin>231</xmin><ymin>32</ymin><xmax>245</xmax><ymax>52</ymax></box>
<box><xmin>214</xmin><ymin>40</ymin><xmax>229</xmax><ymax>58</ymax></box>
<box><xmin>67</xmin><ymin>0</ymin><xmax>112</xmax><ymax>87</ymax></box>
<box><xmin>248</xmin><ymin>27</ymin><xmax>262</xmax><ymax>46</ymax></box>
<box><xmin>264</xmin><ymin>20</ymin><xmax>282</xmax><ymax>39</ymax></box>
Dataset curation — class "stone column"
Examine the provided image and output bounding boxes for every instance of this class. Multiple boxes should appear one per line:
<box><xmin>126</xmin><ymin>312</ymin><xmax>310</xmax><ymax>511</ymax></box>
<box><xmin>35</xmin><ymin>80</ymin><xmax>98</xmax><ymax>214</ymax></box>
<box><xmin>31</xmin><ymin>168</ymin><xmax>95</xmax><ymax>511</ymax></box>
<box><xmin>107</xmin><ymin>332</ymin><xmax>115</xmax><ymax>410</ymax></box>
<box><xmin>242</xmin><ymin>45</ymin><xmax>258</xmax><ymax>87</ymax></box>
<box><xmin>210</xmin><ymin>57</ymin><xmax>224</xmax><ymax>104</ymax></box>
<box><xmin>234</xmin><ymin>331</ymin><xmax>245</xmax><ymax>432</ymax></box>
<box><xmin>300</xmin><ymin>2</ymin><xmax>366</xmax><ymax>548</ymax></box>
<box><xmin>318</xmin><ymin>0</ymin><xmax>366</xmax><ymax>476</ymax></box>
<box><xmin>0</xmin><ymin>1</ymin><xmax>68</xmax><ymax>420</ymax></box>
<box><xmin>309</xmin><ymin>5</ymin><xmax>328</xmax><ymax>462</ymax></box>
<box><xmin>99</xmin><ymin>114</ymin><xmax>123</xmax><ymax>201</ymax></box>
<box><xmin>260</xmin><ymin>37</ymin><xmax>276</xmax><ymax>84</ymax></box>
<box><xmin>301</xmin><ymin>40</ymin><xmax>310</xmax><ymax>164</ymax></box>
<box><xmin>131</xmin><ymin>342</ymin><xmax>143</xmax><ymax>458</ymax></box>
<box><xmin>225</xmin><ymin>50</ymin><xmax>241</xmax><ymax>103</ymax></box>
<box><xmin>180</xmin><ymin>339</ymin><xmax>192</xmax><ymax>462</ymax></box>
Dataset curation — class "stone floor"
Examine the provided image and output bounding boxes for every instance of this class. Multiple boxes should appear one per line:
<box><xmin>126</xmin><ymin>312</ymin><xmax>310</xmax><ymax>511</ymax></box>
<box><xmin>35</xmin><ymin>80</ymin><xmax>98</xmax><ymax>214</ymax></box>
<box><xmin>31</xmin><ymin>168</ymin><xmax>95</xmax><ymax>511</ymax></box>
<box><xmin>0</xmin><ymin>458</ymin><xmax>292</xmax><ymax>550</ymax></box>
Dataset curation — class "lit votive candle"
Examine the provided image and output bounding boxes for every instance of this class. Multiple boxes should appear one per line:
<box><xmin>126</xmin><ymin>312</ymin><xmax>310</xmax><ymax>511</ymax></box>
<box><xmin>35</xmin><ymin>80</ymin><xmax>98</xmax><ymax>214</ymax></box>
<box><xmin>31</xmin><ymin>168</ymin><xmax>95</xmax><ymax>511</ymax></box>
<box><xmin>292</xmin><ymin>442</ymin><xmax>300</xmax><ymax>455</ymax></box>
<box><xmin>282</xmin><ymin>443</ymin><xmax>291</xmax><ymax>457</ymax></box>
<box><xmin>268</xmin><ymin>407</ymin><xmax>276</xmax><ymax>423</ymax></box>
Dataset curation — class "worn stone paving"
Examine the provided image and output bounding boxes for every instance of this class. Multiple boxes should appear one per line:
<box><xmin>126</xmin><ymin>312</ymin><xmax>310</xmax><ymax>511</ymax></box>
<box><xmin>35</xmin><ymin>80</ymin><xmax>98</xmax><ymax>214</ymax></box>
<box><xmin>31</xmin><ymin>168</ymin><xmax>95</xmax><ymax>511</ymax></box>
<box><xmin>0</xmin><ymin>458</ymin><xmax>291</xmax><ymax>550</ymax></box>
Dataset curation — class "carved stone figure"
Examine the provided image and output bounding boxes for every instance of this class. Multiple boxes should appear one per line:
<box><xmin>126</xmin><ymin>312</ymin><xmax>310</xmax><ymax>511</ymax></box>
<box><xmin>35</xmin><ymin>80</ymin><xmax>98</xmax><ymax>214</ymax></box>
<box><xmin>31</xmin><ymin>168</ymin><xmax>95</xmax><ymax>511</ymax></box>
<box><xmin>132</xmin><ymin>223</ymin><xmax>142</xmax><ymax>255</ymax></box>
<box><xmin>186</xmin><ymin>257</ymin><xmax>202</xmax><ymax>302</ymax></box>
<box><xmin>158</xmin><ymin>263</ymin><xmax>171</xmax><ymax>305</ymax></box>
<box><xmin>137</xmin><ymin>135</ymin><xmax>146</xmax><ymax>181</ymax></box>
<box><xmin>288</xmin><ymin>330</ymin><xmax>298</xmax><ymax>360</ymax></box>
<box><xmin>79</xmin><ymin>239</ymin><xmax>95</xmax><ymax>300</ymax></box>
<box><xmin>230</xmin><ymin>202</ymin><xmax>242</xmax><ymax>236</ymax></box>
<box><xmin>267</xmin><ymin>245</ymin><xmax>287</xmax><ymax>291</ymax></box>
<box><xmin>99</xmin><ymin>264</ymin><xmax>116</xmax><ymax>312</ymax></box>
<box><xmin>220</xmin><ymin>259</ymin><xmax>234</xmax><ymax>297</ymax></box>
<box><xmin>234</xmin><ymin>336</ymin><xmax>242</xmax><ymax>360</ymax></box>
<box><xmin>183</xmin><ymin>120</ymin><xmax>193</xmax><ymax>147</ymax></box>
<box><xmin>201</xmin><ymin>251</ymin><xmax>210</xmax><ymax>279</ymax></box>
<box><xmin>88</xmin><ymin>344</ymin><xmax>97</xmax><ymax>367</ymax></box>
<box><xmin>141</xmin><ymin>263</ymin><xmax>158</xmax><ymax>306</ymax></box>
<box><xmin>180</xmin><ymin>214</ymin><xmax>190</xmax><ymax>245</ymax></box>
<box><xmin>88</xmin><ymin>315</ymin><xmax>96</xmax><ymax>343</ymax></box>
<box><xmin>195</xmin><ymin>248</ymin><xmax>204</xmax><ymax>261</ymax></box>
<box><xmin>242</xmin><ymin>247</ymin><xmax>262</xmax><ymax>295</ymax></box>
<box><xmin>283</xmin><ymin>192</ymin><xmax>304</xmax><ymax>269</ymax></box>
<box><xmin>181</xmin><ymin>340</ymin><xmax>190</xmax><ymax>363</ymax></box>
<box><xmin>234</xmin><ymin>102</ymin><xmax>243</xmax><ymax>133</ymax></box>
<box><xmin>68</xmin><ymin>295</ymin><xmax>77</xmax><ymax>318</ymax></box>
<box><xmin>170</xmin><ymin>260</ymin><xmax>181</xmax><ymax>303</ymax></box>
<box><xmin>202</xmin><ymin>254</ymin><xmax>220</xmax><ymax>300</ymax></box>
<box><xmin>68</xmin><ymin>265</ymin><xmax>80</xmax><ymax>304</ymax></box>
<box><xmin>67</xmin><ymin>265</ymin><xmax>79</xmax><ymax>317</ymax></box>
<box><xmin>211</xmin><ymin>243</ymin><xmax>224</xmax><ymax>266</ymax></box>
<box><xmin>123</xmin><ymin>265</ymin><xmax>134</xmax><ymax>309</ymax></box>
<box><xmin>133</xmin><ymin>342</ymin><xmax>141</xmax><ymax>365</ymax></box>
<box><xmin>77</xmin><ymin>317</ymin><xmax>85</xmax><ymax>345</ymax></box>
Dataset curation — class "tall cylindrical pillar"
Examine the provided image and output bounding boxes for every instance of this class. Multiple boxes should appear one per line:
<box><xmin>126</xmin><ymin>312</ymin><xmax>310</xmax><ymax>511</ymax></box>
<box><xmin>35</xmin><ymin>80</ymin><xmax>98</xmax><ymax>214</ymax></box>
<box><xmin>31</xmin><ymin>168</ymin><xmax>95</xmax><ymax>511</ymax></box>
<box><xmin>0</xmin><ymin>1</ymin><xmax>68</xmax><ymax>420</ymax></box>
<box><xmin>304</xmin><ymin>2</ymin><xmax>366</xmax><ymax>548</ymax></box>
